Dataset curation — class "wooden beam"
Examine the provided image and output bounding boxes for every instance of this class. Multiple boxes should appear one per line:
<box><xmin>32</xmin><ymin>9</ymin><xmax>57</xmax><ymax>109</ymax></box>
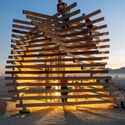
<box><xmin>8</xmin><ymin>51</ymin><xmax>109</xmax><ymax>58</ymax></box>
<box><xmin>8</xmin><ymin>88</ymin><xmax>109</xmax><ymax>93</ymax></box>
<box><xmin>6</xmin><ymin>57</ymin><xmax>109</xmax><ymax>63</ymax></box>
<box><xmin>27</xmin><ymin>16</ymin><xmax>59</xmax><ymax>27</ymax></box>
<box><xmin>23</xmin><ymin>10</ymin><xmax>52</xmax><ymax>19</ymax></box>
<box><xmin>5</xmin><ymin>63</ymin><xmax>106</xmax><ymax>68</ymax></box>
<box><xmin>12</xmin><ymin>29</ymin><xmax>29</xmax><ymax>35</ymax></box>
<box><xmin>13</xmin><ymin>19</ymin><xmax>33</xmax><ymax>25</ymax></box>
<box><xmin>5</xmin><ymin>70</ymin><xmax>108</xmax><ymax>74</ymax></box>
<box><xmin>11</xmin><ymin>38</ymin><xmax>51</xmax><ymax>45</ymax></box>
<box><xmin>6</xmin><ymin>82</ymin><xmax>110</xmax><ymax>87</ymax></box>
<box><xmin>16</xmin><ymin>100</ymin><xmax>113</xmax><ymax>107</ymax></box>
<box><xmin>12</xmin><ymin>94</ymin><xmax>110</xmax><ymax>100</ymax></box>
<box><xmin>13</xmin><ymin>24</ymin><xmax>36</xmax><ymax>30</ymax></box>
<box><xmin>5</xmin><ymin>76</ymin><xmax>111</xmax><ymax>80</ymax></box>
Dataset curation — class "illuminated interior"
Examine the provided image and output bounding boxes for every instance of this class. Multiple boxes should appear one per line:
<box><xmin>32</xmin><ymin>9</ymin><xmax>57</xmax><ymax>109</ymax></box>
<box><xmin>5</xmin><ymin>2</ymin><xmax>113</xmax><ymax>111</ymax></box>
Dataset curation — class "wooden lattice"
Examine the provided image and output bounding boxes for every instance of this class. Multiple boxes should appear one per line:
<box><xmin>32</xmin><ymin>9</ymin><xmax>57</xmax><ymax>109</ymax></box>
<box><xmin>5</xmin><ymin>2</ymin><xmax>113</xmax><ymax>109</ymax></box>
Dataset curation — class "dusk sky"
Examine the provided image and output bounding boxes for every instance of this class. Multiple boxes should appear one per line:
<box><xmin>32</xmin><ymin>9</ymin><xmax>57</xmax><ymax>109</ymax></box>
<box><xmin>0</xmin><ymin>0</ymin><xmax>125</xmax><ymax>75</ymax></box>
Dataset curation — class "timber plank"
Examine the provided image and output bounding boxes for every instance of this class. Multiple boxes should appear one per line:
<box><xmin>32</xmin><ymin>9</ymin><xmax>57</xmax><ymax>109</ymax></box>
<box><xmin>6</xmin><ymin>82</ymin><xmax>110</xmax><ymax>87</ymax></box>
<box><xmin>5</xmin><ymin>63</ymin><xmax>106</xmax><ymax>68</ymax></box>
<box><xmin>5</xmin><ymin>70</ymin><xmax>108</xmax><ymax>74</ymax></box>
<box><xmin>8</xmin><ymin>51</ymin><xmax>109</xmax><ymax>58</ymax></box>
<box><xmin>16</xmin><ymin>100</ymin><xmax>113</xmax><ymax>107</ymax></box>
<box><xmin>8</xmin><ymin>88</ymin><xmax>109</xmax><ymax>93</ymax></box>
<box><xmin>6</xmin><ymin>57</ymin><xmax>109</xmax><ymax>63</ymax></box>
<box><xmin>13</xmin><ymin>19</ymin><xmax>32</xmax><ymax>25</ymax></box>
<box><xmin>23</xmin><ymin>10</ymin><xmax>52</xmax><ymax>19</ymax></box>
<box><xmin>13</xmin><ymin>24</ymin><xmax>36</xmax><ymax>30</ymax></box>
<box><xmin>12</xmin><ymin>94</ymin><xmax>110</xmax><ymax>100</ymax></box>
<box><xmin>5</xmin><ymin>76</ymin><xmax>111</xmax><ymax>80</ymax></box>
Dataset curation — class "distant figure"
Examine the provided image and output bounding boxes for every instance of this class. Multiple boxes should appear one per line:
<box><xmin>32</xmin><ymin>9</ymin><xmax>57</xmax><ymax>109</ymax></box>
<box><xmin>57</xmin><ymin>0</ymin><xmax>70</xmax><ymax>29</ymax></box>
<box><xmin>60</xmin><ymin>79</ymin><xmax>68</xmax><ymax>102</ymax></box>
<box><xmin>45</xmin><ymin>68</ymin><xmax>51</xmax><ymax>90</ymax></box>
<box><xmin>121</xmin><ymin>101</ymin><xmax>125</xmax><ymax>109</ymax></box>
<box><xmin>105</xmin><ymin>79</ymin><xmax>109</xmax><ymax>83</ymax></box>
<box><xmin>75</xmin><ymin>81</ymin><xmax>79</xmax><ymax>89</ymax></box>
<box><xmin>85</xmin><ymin>18</ymin><xmax>93</xmax><ymax>35</ymax></box>
<box><xmin>115</xmin><ymin>75</ymin><xmax>118</xmax><ymax>78</ymax></box>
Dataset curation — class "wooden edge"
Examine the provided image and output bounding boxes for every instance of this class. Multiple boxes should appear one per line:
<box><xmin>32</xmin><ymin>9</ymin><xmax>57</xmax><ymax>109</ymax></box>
<box><xmin>16</xmin><ymin>100</ymin><xmax>113</xmax><ymax>107</ymax></box>
<box><xmin>5</xmin><ymin>76</ymin><xmax>111</xmax><ymax>80</ymax></box>
<box><xmin>6</xmin><ymin>57</ymin><xmax>109</xmax><ymax>63</ymax></box>
<box><xmin>6</xmin><ymin>82</ymin><xmax>111</xmax><ymax>87</ymax></box>
<box><xmin>8</xmin><ymin>88</ymin><xmax>108</xmax><ymax>93</ymax></box>
<box><xmin>13</xmin><ymin>19</ymin><xmax>32</xmax><ymax>25</ymax></box>
<box><xmin>23</xmin><ymin>10</ymin><xmax>52</xmax><ymax>19</ymax></box>
<box><xmin>12</xmin><ymin>94</ymin><xmax>111</xmax><ymax>100</ymax></box>
<box><xmin>5</xmin><ymin>70</ymin><xmax>108</xmax><ymax>74</ymax></box>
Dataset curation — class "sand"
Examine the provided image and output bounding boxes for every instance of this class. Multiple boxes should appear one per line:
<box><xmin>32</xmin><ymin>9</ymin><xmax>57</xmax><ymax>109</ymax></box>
<box><xmin>1</xmin><ymin>75</ymin><xmax>125</xmax><ymax>125</ymax></box>
<box><xmin>1</xmin><ymin>84</ymin><xmax>125</xmax><ymax>125</ymax></box>
<box><xmin>1</xmin><ymin>105</ymin><xmax>125</xmax><ymax>125</ymax></box>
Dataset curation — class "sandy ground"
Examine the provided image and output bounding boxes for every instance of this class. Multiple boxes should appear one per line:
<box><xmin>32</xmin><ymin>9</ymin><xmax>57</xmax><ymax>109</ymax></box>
<box><xmin>1</xmin><ymin>85</ymin><xmax>125</xmax><ymax>125</ymax></box>
<box><xmin>1</xmin><ymin>106</ymin><xmax>125</xmax><ymax>125</ymax></box>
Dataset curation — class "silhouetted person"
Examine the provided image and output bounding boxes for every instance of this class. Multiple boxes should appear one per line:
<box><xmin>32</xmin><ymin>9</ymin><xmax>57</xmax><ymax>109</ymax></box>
<box><xmin>45</xmin><ymin>68</ymin><xmax>51</xmax><ymax>90</ymax></box>
<box><xmin>57</xmin><ymin>0</ymin><xmax>69</xmax><ymax>29</ymax></box>
<box><xmin>121</xmin><ymin>101</ymin><xmax>125</xmax><ymax>109</ymax></box>
<box><xmin>60</xmin><ymin>79</ymin><xmax>68</xmax><ymax>102</ymax></box>
<box><xmin>105</xmin><ymin>79</ymin><xmax>109</xmax><ymax>83</ymax></box>
<box><xmin>85</xmin><ymin>18</ymin><xmax>93</xmax><ymax>35</ymax></box>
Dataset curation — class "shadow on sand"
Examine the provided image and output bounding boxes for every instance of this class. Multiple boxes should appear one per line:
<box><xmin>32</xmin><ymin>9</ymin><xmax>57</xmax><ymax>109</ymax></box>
<box><xmin>63</xmin><ymin>109</ymin><xmax>90</xmax><ymax>125</ymax></box>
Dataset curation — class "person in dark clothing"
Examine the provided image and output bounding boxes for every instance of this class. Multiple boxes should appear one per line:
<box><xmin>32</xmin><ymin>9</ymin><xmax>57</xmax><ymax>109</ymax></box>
<box><xmin>121</xmin><ymin>101</ymin><xmax>125</xmax><ymax>109</ymax></box>
<box><xmin>57</xmin><ymin>0</ymin><xmax>67</xmax><ymax>13</ymax></box>
<box><xmin>57</xmin><ymin>0</ymin><xmax>70</xmax><ymax>29</ymax></box>
<box><xmin>45</xmin><ymin>68</ymin><xmax>51</xmax><ymax>90</ymax></box>
<box><xmin>60</xmin><ymin>79</ymin><xmax>68</xmax><ymax>102</ymax></box>
<box><xmin>85</xmin><ymin>18</ymin><xmax>93</xmax><ymax>35</ymax></box>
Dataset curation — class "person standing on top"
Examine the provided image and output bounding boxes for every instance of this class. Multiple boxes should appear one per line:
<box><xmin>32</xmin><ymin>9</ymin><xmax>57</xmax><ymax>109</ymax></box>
<box><xmin>57</xmin><ymin>0</ymin><xmax>70</xmax><ymax>28</ymax></box>
<box><xmin>57</xmin><ymin>0</ymin><xmax>67</xmax><ymax>13</ymax></box>
<box><xmin>85</xmin><ymin>18</ymin><xmax>93</xmax><ymax>36</ymax></box>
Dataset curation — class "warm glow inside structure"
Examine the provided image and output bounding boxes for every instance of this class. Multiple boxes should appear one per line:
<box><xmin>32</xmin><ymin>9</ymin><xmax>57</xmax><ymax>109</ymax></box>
<box><xmin>5</xmin><ymin>2</ymin><xmax>113</xmax><ymax>110</ymax></box>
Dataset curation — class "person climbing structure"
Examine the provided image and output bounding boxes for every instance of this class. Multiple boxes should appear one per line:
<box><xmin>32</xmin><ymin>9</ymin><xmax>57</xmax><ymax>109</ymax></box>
<box><xmin>85</xmin><ymin>18</ymin><xmax>93</xmax><ymax>36</ymax></box>
<box><xmin>57</xmin><ymin>0</ymin><xmax>70</xmax><ymax>28</ymax></box>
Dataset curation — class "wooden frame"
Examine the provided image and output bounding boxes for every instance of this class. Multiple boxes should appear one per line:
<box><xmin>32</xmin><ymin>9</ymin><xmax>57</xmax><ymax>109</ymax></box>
<box><xmin>5</xmin><ymin>1</ymin><xmax>113</xmax><ymax>109</ymax></box>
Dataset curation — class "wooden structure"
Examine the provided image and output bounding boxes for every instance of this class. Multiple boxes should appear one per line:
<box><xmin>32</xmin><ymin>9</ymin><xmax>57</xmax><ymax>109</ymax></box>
<box><xmin>5</xmin><ymin>2</ymin><xmax>113</xmax><ymax>109</ymax></box>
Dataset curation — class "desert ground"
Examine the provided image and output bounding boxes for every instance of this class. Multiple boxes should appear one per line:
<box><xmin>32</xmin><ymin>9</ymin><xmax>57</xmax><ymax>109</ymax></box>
<box><xmin>1</xmin><ymin>83</ymin><xmax>125</xmax><ymax>125</ymax></box>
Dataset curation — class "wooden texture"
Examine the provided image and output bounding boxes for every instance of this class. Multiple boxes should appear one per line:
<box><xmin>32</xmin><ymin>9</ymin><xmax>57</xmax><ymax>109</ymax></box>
<box><xmin>16</xmin><ymin>100</ymin><xmax>113</xmax><ymax>107</ymax></box>
<box><xmin>5</xmin><ymin>1</ymin><xmax>112</xmax><ymax>108</ymax></box>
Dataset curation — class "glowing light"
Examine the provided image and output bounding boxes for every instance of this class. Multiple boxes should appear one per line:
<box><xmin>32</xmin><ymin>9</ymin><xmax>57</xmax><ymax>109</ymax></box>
<box><xmin>55</xmin><ymin>86</ymin><xmax>60</xmax><ymax>96</ymax></box>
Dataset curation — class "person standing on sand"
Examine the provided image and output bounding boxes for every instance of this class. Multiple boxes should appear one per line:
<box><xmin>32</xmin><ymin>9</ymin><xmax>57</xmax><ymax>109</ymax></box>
<box><xmin>60</xmin><ymin>79</ymin><xmax>68</xmax><ymax>102</ymax></box>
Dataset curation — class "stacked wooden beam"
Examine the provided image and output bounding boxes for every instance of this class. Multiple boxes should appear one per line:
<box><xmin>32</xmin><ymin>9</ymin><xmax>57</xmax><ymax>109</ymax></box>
<box><xmin>5</xmin><ymin>2</ymin><xmax>113</xmax><ymax>108</ymax></box>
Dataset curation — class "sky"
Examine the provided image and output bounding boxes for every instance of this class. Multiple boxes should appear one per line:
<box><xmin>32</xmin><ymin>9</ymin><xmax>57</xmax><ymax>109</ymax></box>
<box><xmin>0</xmin><ymin>0</ymin><xmax>125</xmax><ymax>75</ymax></box>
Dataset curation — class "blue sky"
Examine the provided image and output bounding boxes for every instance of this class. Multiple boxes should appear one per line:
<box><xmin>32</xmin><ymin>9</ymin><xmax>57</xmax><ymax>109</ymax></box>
<box><xmin>0</xmin><ymin>0</ymin><xmax>125</xmax><ymax>75</ymax></box>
